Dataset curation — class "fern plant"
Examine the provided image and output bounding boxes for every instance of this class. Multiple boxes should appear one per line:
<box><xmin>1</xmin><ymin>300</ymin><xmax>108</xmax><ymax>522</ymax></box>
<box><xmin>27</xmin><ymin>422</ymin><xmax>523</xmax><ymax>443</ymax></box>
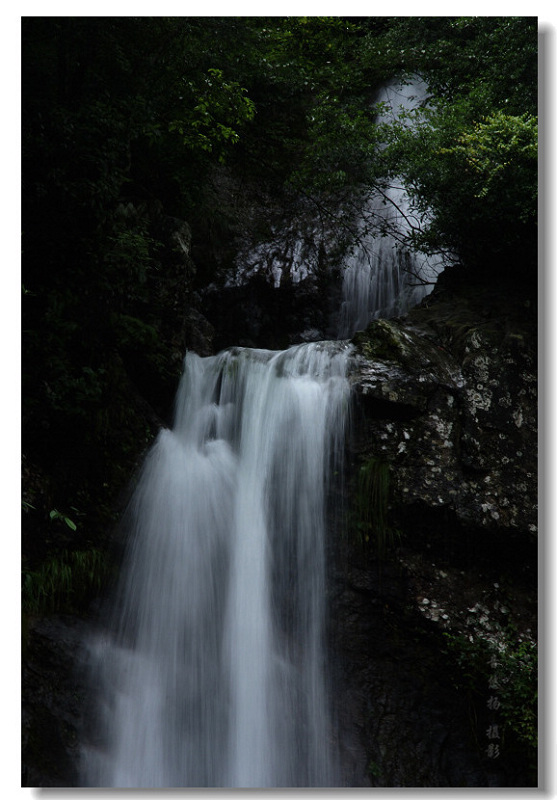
<box><xmin>353</xmin><ymin>456</ymin><xmax>400</xmax><ymax>559</ymax></box>
<box><xmin>22</xmin><ymin>549</ymin><xmax>110</xmax><ymax>616</ymax></box>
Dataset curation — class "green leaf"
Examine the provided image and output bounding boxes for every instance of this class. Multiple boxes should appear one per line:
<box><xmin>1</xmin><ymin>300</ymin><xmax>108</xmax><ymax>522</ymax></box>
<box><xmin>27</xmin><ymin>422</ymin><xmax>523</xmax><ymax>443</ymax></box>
<box><xmin>49</xmin><ymin>508</ymin><xmax>77</xmax><ymax>531</ymax></box>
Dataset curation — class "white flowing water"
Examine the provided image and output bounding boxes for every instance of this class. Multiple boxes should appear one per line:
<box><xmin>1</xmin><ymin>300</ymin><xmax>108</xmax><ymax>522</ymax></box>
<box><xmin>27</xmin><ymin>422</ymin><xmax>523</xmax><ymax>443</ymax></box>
<box><xmin>82</xmin><ymin>341</ymin><xmax>352</xmax><ymax>788</ymax></box>
<box><xmin>337</xmin><ymin>78</ymin><xmax>444</xmax><ymax>338</ymax></box>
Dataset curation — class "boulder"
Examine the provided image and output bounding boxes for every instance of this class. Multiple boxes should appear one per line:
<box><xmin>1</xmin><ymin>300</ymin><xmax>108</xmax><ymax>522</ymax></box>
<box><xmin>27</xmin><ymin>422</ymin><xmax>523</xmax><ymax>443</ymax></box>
<box><xmin>349</xmin><ymin>275</ymin><xmax>537</xmax><ymax>537</ymax></box>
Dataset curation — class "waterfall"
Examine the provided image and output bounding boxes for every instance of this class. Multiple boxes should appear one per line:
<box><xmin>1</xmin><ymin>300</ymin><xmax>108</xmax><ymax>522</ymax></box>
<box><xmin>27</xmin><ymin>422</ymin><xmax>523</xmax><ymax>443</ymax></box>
<box><xmin>82</xmin><ymin>341</ymin><xmax>352</xmax><ymax>788</ymax></box>
<box><xmin>79</xmin><ymin>76</ymin><xmax>446</xmax><ymax>790</ymax></box>
<box><xmin>220</xmin><ymin>77</ymin><xmax>444</xmax><ymax>342</ymax></box>
<box><xmin>337</xmin><ymin>78</ymin><xmax>444</xmax><ymax>338</ymax></box>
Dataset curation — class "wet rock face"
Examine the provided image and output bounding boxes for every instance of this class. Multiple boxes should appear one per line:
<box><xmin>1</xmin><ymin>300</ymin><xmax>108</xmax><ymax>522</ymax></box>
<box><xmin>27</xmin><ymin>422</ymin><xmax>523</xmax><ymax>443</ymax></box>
<box><xmin>329</xmin><ymin>541</ymin><xmax>537</xmax><ymax>788</ymax></box>
<box><xmin>330</xmin><ymin>274</ymin><xmax>537</xmax><ymax>788</ymax></box>
<box><xmin>22</xmin><ymin>616</ymin><xmax>90</xmax><ymax>787</ymax></box>
<box><xmin>329</xmin><ymin>561</ymin><xmax>503</xmax><ymax>788</ymax></box>
<box><xmin>349</xmin><ymin>286</ymin><xmax>537</xmax><ymax>537</ymax></box>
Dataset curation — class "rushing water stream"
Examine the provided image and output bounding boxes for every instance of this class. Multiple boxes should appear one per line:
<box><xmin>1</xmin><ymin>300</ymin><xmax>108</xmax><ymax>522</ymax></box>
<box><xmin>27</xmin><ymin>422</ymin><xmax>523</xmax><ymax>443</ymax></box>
<box><xmin>83</xmin><ymin>342</ymin><xmax>352</xmax><ymax>788</ymax></box>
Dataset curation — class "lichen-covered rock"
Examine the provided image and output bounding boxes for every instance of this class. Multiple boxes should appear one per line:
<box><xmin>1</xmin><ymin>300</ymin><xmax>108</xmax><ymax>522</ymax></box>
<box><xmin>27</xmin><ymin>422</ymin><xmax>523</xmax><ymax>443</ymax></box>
<box><xmin>349</xmin><ymin>283</ymin><xmax>537</xmax><ymax>536</ymax></box>
<box><xmin>334</xmin><ymin>274</ymin><xmax>537</xmax><ymax>788</ymax></box>
<box><xmin>329</xmin><ymin>560</ymin><xmax>503</xmax><ymax>787</ymax></box>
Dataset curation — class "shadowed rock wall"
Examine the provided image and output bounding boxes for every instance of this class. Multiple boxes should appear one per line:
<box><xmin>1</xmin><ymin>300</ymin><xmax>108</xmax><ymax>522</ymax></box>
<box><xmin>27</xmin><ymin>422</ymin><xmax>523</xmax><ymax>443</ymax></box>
<box><xmin>329</xmin><ymin>267</ymin><xmax>537</xmax><ymax>787</ymax></box>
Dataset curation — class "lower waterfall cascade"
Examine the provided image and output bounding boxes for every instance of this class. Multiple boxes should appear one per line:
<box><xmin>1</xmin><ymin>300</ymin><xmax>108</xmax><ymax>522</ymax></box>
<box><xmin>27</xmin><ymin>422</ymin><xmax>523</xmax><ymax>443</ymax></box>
<box><xmin>82</xmin><ymin>341</ymin><xmax>353</xmax><ymax>788</ymax></box>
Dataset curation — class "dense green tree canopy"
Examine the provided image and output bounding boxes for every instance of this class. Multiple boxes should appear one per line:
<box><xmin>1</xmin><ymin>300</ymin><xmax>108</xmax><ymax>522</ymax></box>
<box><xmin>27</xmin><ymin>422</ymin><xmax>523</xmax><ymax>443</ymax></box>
<box><xmin>289</xmin><ymin>16</ymin><xmax>537</xmax><ymax>270</ymax></box>
<box><xmin>374</xmin><ymin>17</ymin><xmax>537</xmax><ymax>270</ymax></box>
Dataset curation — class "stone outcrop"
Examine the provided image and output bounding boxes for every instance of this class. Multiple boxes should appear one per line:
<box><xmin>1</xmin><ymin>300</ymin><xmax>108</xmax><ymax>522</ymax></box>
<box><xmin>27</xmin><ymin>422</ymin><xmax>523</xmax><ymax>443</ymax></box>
<box><xmin>349</xmin><ymin>270</ymin><xmax>537</xmax><ymax>538</ymax></box>
<box><xmin>329</xmin><ymin>267</ymin><xmax>538</xmax><ymax>787</ymax></box>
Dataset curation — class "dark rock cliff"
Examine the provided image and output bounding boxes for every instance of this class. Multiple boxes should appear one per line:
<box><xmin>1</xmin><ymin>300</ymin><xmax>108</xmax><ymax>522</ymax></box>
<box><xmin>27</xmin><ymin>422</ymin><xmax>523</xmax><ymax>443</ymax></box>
<box><xmin>330</xmin><ymin>267</ymin><xmax>537</xmax><ymax>787</ymax></box>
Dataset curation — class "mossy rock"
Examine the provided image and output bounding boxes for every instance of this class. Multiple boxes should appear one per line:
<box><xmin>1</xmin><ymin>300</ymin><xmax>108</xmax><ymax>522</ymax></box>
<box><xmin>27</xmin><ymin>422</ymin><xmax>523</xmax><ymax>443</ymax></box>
<box><xmin>353</xmin><ymin>319</ymin><xmax>417</xmax><ymax>367</ymax></box>
<box><xmin>352</xmin><ymin>317</ymin><xmax>460</xmax><ymax>387</ymax></box>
